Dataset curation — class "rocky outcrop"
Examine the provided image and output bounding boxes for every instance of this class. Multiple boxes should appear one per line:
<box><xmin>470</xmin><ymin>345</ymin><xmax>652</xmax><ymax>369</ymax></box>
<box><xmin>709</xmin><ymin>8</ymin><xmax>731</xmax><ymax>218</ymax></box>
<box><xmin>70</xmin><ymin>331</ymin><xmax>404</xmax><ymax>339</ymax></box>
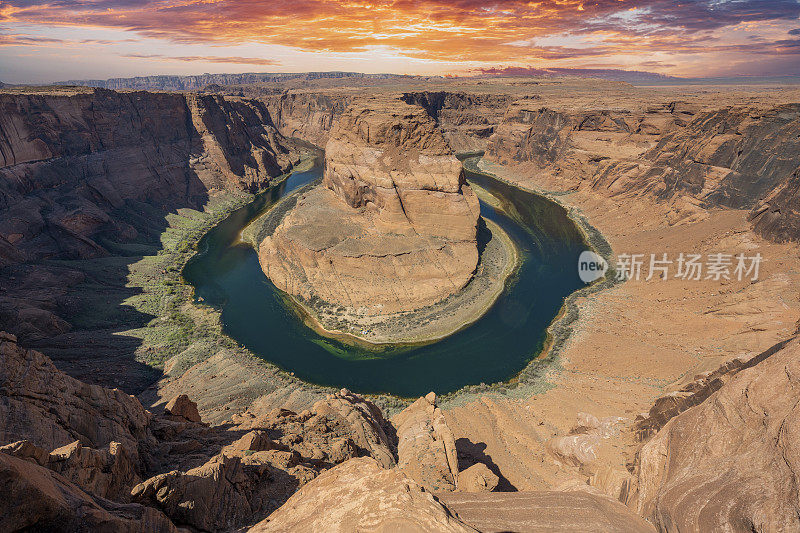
<box><xmin>258</xmin><ymin>98</ymin><xmax>480</xmax><ymax>316</ymax></box>
<box><xmin>249</xmin><ymin>457</ymin><xmax>476</xmax><ymax>532</ymax></box>
<box><xmin>0</xmin><ymin>451</ymin><xmax>177</xmax><ymax>533</ymax></box>
<box><xmin>437</xmin><ymin>491</ymin><xmax>655</xmax><ymax>533</ymax></box>
<box><xmin>0</xmin><ymin>332</ymin><xmax>402</xmax><ymax>532</ymax></box>
<box><xmin>134</xmin><ymin>390</ymin><xmax>397</xmax><ymax>530</ymax></box>
<box><xmin>634</xmin><ymin>337</ymin><xmax>800</xmax><ymax>531</ymax></box>
<box><xmin>392</xmin><ymin>392</ymin><xmax>459</xmax><ymax>491</ymax></box>
<box><xmin>0</xmin><ymin>332</ymin><xmax>150</xmax><ymax>453</ymax></box>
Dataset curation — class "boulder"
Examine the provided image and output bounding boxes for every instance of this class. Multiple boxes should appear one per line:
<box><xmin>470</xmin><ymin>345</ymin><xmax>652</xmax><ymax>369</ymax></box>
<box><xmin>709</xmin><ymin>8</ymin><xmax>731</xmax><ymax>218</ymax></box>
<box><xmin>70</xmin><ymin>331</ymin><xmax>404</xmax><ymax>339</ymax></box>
<box><xmin>249</xmin><ymin>457</ymin><xmax>476</xmax><ymax>532</ymax></box>
<box><xmin>457</xmin><ymin>463</ymin><xmax>499</xmax><ymax>493</ymax></box>
<box><xmin>163</xmin><ymin>394</ymin><xmax>202</xmax><ymax>423</ymax></box>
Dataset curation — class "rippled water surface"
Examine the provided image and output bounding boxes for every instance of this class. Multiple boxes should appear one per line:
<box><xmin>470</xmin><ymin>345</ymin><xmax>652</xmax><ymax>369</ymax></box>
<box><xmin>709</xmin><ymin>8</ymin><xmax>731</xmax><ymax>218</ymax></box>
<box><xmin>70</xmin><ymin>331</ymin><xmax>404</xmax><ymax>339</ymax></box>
<box><xmin>183</xmin><ymin>158</ymin><xmax>588</xmax><ymax>397</ymax></box>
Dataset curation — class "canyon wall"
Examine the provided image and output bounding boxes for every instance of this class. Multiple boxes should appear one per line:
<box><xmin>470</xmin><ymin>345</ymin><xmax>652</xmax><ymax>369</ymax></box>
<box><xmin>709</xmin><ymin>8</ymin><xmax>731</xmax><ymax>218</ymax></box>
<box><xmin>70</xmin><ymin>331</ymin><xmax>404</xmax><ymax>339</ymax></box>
<box><xmin>0</xmin><ymin>89</ymin><xmax>298</xmax><ymax>265</ymax></box>
<box><xmin>263</xmin><ymin>90</ymin><xmax>511</xmax><ymax>153</ymax></box>
<box><xmin>485</xmin><ymin>99</ymin><xmax>800</xmax><ymax>240</ymax></box>
<box><xmin>264</xmin><ymin>91</ymin><xmax>352</xmax><ymax>147</ymax></box>
<box><xmin>401</xmin><ymin>91</ymin><xmax>512</xmax><ymax>153</ymax></box>
<box><xmin>258</xmin><ymin>98</ymin><xmax>480</xmax><ymax>316</ymax></box>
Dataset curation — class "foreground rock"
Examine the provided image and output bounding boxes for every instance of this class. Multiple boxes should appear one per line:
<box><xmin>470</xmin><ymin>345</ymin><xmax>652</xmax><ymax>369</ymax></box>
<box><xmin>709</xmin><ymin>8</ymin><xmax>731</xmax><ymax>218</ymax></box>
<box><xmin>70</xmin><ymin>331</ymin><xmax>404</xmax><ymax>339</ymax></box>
<box><xmin>134</xmin><ymin>390</ymin><xmax>397</xmax><ymax>530</ymax></box>
<box><xmin>0</xmin><ymin>452</ymin><xmax>177</xmax><ymax>533</ymax></box>
<box><xmin>0</xmin><ymin>332</ymin><xmax>399</xmax><ymax>531</ymax></box>
<box><xmin>258</xmin><ymin>98</ymin><xmax>480</xmax><ymax>317</ymax></box>
<box><xmin>437</xmin><ymin>491</ymin><xmax>655</xmax><ymax>533</ymax></box>
<box><xmin>249</xmin><ymin>457</ymin><xmax>476</xmax><ymax>532</ymax></box>
<box><xmin>0</xmin><ymin>332</ymin><xmax>150</xmax><ymax>453</ymax></box>
<box><xmin>635</xmin><ymin>337</ymin><xmax>800</xmax><ymax>531</ymax></box>
<box><xmin>393</xmin><ymin>392</ymin><xmax>459</xmax><ymax>491</ymax></box>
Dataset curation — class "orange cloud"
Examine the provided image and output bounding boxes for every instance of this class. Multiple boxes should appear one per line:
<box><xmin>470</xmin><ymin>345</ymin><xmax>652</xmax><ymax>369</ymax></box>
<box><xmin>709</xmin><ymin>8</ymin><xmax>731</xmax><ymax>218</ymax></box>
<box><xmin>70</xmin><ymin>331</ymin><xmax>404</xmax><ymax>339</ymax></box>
<box><xmin>2</xmin><ymin>0</ymin><xmax>800</xmax><ymax>69</ymax></box>
<box><xmin>122</xmin><ymin>53</ymin><xmax>280</xmax><ymax>65</ymax></box>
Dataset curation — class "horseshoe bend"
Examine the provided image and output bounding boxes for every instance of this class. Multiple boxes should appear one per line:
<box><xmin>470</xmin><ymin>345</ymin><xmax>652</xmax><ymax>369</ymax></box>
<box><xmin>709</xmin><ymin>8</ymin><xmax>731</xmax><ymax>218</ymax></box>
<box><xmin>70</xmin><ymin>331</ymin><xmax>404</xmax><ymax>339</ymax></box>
<box><xmin>250</xmin><ymin>99</ymin><xmax>517</xmax><ymax>343</ymax></box>
<box><xmin>1</xmin><ymin>73</ymin><xmax>800</xmax><ymax>533</ymax></box>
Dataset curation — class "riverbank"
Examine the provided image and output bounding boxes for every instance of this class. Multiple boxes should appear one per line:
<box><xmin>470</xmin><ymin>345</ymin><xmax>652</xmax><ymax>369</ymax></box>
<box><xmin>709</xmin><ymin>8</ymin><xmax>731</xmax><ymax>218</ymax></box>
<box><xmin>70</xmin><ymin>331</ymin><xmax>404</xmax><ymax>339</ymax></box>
<box><xmin>441</xmin><ymin>157</ymin><xmax>800</xmax><ymax>496</ymax></box>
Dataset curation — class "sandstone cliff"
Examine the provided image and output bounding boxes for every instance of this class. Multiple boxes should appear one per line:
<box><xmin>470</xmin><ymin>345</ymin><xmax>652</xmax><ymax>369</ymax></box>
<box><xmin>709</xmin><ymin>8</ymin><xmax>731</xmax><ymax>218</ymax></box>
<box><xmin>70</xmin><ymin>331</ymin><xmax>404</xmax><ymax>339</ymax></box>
<box><xmin>258</xmin><ymin>98</ymin><xmax>480</xmax><ymax>316</ymax></box>
<box><xmin>485</xmin><ymin>99</ymin><xmax>800</xmax><ymax>240</ymax></box>
<box><xmin>0</xmin><ymin>89</ymin><xmax>297</xmax><ymax>265</ymax></box>
<box><xmin>401</xmin><ymin>91</ymin><xmax>512</xmax><ymax>153</ymax></box>
<box><xmin>265</xmin><ymin>91</ymin><xmax>352</xmax><ymax>147</ymax></box>
<box><xmin>634</xmin><ymin>337</ymin><xmax>800</xmax><ymax>531</ymax></box>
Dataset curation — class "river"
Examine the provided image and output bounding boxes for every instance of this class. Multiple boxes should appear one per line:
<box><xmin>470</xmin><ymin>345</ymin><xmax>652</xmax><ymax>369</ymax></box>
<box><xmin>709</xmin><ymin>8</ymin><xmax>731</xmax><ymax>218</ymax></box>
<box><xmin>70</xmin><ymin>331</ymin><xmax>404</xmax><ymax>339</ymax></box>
<box><xmin>183</xmin><ymin>156</ymin><xmax>588</xmax><ymax>397</ymax></box>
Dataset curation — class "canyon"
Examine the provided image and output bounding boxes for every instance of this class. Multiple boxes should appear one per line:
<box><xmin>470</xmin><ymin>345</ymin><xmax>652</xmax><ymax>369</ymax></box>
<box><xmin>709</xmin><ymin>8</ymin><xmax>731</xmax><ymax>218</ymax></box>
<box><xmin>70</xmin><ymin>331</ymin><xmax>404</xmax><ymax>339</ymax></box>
<box><xmin>1</xmin><ymin>76</ymin><xmax>800</xmax><ymax>532</ymax></box>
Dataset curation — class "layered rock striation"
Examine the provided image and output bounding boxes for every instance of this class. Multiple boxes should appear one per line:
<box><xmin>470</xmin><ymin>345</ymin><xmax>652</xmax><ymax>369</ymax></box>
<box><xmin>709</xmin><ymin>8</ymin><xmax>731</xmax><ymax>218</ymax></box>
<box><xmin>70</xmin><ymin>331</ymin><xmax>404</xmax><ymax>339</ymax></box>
<box><xmin>0</xmin><ymin>88</ymin><xmax>297</xmax><ymax>266</ymax></box>
<box><xmin>634</xmin><ymin>336</ymin><xmax>800</xmax><ymax>531</ymax></box>
<box><xmin>258</xmin><ymin>99</ymin><xmax>480</xmax><ymax>317</ymax></box>
<box><xmin>485</xmin><ymin>99</ymin><xmax>800</xmax><ymax>239</ymax></box>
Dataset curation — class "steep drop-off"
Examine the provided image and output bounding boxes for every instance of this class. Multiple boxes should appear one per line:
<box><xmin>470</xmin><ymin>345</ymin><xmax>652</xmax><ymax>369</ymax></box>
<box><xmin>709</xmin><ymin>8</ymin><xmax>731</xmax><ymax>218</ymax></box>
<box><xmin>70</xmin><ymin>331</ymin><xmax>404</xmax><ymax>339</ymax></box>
<box><xmin>485</xmin><ymin>98</ymin><xmax>800</xmax><ymax>239</ymax></box>
<box><xmin>0</xmin><ymin>89</ymin><xmax>297</xmax><ymax>265</ymax></box>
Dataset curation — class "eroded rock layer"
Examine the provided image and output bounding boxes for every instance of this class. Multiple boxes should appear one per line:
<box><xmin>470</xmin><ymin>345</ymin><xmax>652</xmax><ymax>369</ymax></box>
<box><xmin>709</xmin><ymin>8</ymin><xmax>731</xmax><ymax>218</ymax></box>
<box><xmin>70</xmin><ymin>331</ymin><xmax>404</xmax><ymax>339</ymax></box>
<box><xmin>259</xmin><ymin>99</ymin><xmax>480</xmax><ymax>316</ymax></box>
<box><xmin>634</xmin><ymin>337</ymin><xmax>800</xmax><ymax>531</ymax></box>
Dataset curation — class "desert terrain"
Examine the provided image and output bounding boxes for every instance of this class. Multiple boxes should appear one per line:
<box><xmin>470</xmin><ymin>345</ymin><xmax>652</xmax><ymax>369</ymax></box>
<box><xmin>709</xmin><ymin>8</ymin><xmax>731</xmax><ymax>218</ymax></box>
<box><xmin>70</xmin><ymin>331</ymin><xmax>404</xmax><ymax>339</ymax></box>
<box><xmin>1</xmin><ymin>74</ymin><xmax>799</xmax><ymax>532</ymax></box>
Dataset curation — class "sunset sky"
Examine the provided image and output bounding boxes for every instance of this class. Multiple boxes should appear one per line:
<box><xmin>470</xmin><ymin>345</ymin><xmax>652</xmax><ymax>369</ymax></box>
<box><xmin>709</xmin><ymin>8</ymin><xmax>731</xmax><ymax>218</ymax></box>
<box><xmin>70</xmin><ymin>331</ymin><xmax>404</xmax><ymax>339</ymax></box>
<box><xmin>2</xmin><ymin>0</ymin><xmax>800</xmax><ymax>83</ymax></box>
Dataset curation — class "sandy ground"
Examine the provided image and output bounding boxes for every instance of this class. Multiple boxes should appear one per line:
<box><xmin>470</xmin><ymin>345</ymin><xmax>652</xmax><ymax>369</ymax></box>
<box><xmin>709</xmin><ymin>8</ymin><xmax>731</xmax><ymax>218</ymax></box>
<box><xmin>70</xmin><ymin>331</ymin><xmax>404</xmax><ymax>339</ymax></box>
<box><xmin>443</xmin><ymin>162</ymin><xmax>800</xmax><ymax>493</ymax></box>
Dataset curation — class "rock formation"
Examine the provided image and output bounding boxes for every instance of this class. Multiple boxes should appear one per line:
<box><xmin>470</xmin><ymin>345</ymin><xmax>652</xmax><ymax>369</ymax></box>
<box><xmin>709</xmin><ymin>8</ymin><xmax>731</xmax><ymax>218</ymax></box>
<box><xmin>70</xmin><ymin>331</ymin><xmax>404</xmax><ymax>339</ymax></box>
<box><xmin>484</xmin><ymin>98</ymin><xmax>800</xmax><ymax>238</ymax></box>
<box><xmin>266</xmin><ymin>91</ymin><xmax>352</xmax><ymax>147</ymax></box>
<box><xmin>258</xmin><ymin>98</ymin><xmax>480</xmax><ymax>316</ymax></box>
<box><xmin>392</xmin><ymin>392</ymin><xmax>459</xmax><ymax>491</ymax></box>
<box><xmin>0</xmin><ymin>332</ymin><xmax>397</xmax><ymax>531</ymax></box>
<box><xmin>0</xmin><ymin>332</ymin><xmax>151</xmax><ymax>453</ymax></box>
<box><xmin>401</xmin><ymin>91</ymin><xmax>512</xmax><ymax>153</ymax></box>
<box><xmin>437</xmin><ymin>491</ymin><xmax>656</xmax><ymax>533</ymax></box>
<box><xmin>0</xmin><ymin>89</ymin><xmax>296</xmax><ymax>266</ymax></box>
<box><xmin>0</xmin><ymin>88</ymin><xmax>300</xmax><ymax>353</ymax></box>
<box><xmin>0</xmin><ymin>452</ymin><xmax>178</xmax><ymax>533</ymax></box>
<box><xmin>249</xmin><ymin>457</ymin><xmax>476</xmax><ymax>532</ymax></box>
<box><xmin>634</xmin><ymin>337</ymin><xmax>800</xmax><ymax>531</ymax></box>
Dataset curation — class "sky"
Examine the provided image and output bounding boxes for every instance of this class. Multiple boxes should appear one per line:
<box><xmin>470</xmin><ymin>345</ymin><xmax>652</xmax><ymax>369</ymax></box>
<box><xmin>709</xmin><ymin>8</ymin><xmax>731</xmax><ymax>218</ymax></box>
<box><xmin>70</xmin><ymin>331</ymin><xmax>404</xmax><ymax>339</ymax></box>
<box><xmin>1</xmin><ymin>0</ymin><xmax>800</xmax><ymax>83</ymax></box>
